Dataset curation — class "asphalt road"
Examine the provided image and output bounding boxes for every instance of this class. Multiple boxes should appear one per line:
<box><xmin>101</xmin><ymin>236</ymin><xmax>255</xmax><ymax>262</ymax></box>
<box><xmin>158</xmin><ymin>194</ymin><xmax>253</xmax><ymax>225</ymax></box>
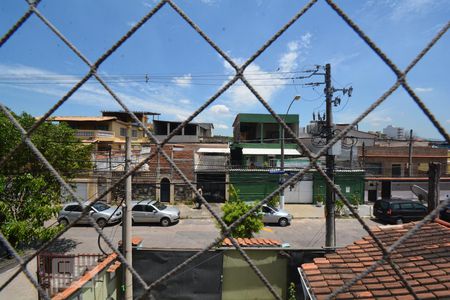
<box><xmin>0</xmin><ymin>217</ymin><xmax>378</xmax><ymax>300</ymax></box>
<box><xmin>52</xmin><ymin>218</ymin><xmax>379</xmax><ymax>254</ymax></box>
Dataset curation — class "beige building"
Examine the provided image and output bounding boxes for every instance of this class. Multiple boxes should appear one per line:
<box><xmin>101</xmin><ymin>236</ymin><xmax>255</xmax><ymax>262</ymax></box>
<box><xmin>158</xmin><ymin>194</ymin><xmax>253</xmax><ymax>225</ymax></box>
<box><xmin>52</xmin><ymin>111</ymin><xmax>159</xmax><ymax>203</ymax></box>
<box><xmin>51</xmin><ymin>111</ymin><xmax>159</xmax><ymax>151</ymax></box>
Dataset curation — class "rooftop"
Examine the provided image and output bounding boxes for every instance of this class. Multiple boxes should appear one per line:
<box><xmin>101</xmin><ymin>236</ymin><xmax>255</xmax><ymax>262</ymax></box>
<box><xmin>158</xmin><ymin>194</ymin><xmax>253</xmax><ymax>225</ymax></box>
<box><xmin>300</xmin><ymin>219</ymin><xmax>450</xmax><ymax>299</ymax></box>
<box><xmin>233</xmin><ymin>113</ymin><xmax>299</xmax><ymax>126</ymax></box>
<box><xmin>48</xmin><ymin>116</ymin><xmax>117</xmax><ymax>122</ymax></box>
<box><xmin>101</xmin><ymin>110</ymin><xmax>160</xmax><ymax>116</ymax></box>
<box><xmin>222</xmin><ymin>238</ymin><xmax>281</xmax><ymax>247</ymax></box>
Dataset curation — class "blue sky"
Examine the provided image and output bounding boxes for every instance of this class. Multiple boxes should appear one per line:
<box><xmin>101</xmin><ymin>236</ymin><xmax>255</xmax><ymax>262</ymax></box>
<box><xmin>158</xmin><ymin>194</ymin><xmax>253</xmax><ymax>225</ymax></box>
<box><xmin>0</xmin><ymin>0</ymin><xmax>449</xmax><ymax>139</ymax></box>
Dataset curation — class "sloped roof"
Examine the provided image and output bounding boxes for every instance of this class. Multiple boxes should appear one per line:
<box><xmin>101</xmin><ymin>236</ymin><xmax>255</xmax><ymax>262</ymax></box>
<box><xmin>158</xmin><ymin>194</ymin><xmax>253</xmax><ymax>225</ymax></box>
<box><xmin>222</xmin><ymin>238</ymin><xmax>281</xmax><ymax>247</ymax></box>
<box><xmin>50</xmin><ymin>116</ymin><xmax>117</xmax><ymax>122</ymax></box>
<box><xmin>300</xmin><ymin>220</ymin><xmax>450</xmax><ymax>299</ymax></box>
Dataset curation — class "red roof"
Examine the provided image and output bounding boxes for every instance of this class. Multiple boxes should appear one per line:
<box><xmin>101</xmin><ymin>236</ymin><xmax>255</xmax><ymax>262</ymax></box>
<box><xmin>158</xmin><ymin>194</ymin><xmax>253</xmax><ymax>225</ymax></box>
<box><xmin>300</xmin><ymin>220</ymin><xmax>450</xmax><ymax>299</ymax></box>
<box><xmin>222</xmin><ymin>238</ymin><xmax>281</xmax><ymax>247</ymax></box>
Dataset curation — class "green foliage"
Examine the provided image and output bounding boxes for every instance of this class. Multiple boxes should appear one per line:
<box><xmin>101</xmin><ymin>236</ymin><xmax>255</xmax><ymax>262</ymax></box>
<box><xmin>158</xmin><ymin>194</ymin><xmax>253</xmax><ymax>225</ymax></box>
<box><xmin>220</xmin><ymin>185</ymin><xmax>264</xmax><ymax>238</ymax></box>
<box><xmin>228</xmin><ymin>184</ymin><xmax>239</xmax><ymax>202</ymax></box>
<box><xmin>314</xmin><ymin>194</ymin><xmax>324</xmax><ymax>206</ymax></box>
<box><xmin>349</xmin><ymin>193</ymin><xmax>360</xmax><ymax>206</ymax></box>
<box><xmin>335</xmin><ymin>198</ymin><xmax>345</xmax><ymax>215</ymax></box>
<box><xmin>335</xmin><ymin>194</ymin><xmax>360</xmax><ymax>216</ymax></box>
<box><xmin>288</xmin><ymin>282</ymin><xmax>297</xmax><ymax>300</ymax></box>
<box><xmin>267</xmin><ymin>194</ymin><xmax>280</xmax><ymax>208</ymax></box>
<box><xmin>0</xmin><ymin>110</ymin><xmax>93</xmax><ymax>247</ymax></box>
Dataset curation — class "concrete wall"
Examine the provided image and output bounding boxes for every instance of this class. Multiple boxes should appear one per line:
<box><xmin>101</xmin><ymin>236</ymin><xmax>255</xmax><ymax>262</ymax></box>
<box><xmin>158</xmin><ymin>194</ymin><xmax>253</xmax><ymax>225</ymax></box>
<box><xmin>222</xmin><ymin>250</ymin><xmax>287</xmax><ymax>300</ymax></box>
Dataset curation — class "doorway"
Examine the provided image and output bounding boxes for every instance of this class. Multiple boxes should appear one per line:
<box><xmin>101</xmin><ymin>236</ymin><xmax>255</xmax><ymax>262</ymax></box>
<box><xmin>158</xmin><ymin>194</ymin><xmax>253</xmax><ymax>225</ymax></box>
<box><xmin>392</xmin><ymin>164</ymin><xmax>401</xmax><ymax>177</ymax></box>
<box><xmin>160</xmin><ymin>178</ymin><xmax>170</xmax><ymax>202</ymax></box>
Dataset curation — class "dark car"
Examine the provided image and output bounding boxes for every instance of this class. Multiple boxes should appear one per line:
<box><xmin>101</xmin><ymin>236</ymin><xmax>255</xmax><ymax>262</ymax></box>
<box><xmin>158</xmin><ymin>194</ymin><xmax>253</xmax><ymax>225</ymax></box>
<box><xmin>440</xmin><ymin>204</ymin><xmax>450</xmax><ymax>222</ymax></box>
<box><xmin>374</xmin><ymin>198</ymin><xmax>427</xmax><ymax>224</ymax></box>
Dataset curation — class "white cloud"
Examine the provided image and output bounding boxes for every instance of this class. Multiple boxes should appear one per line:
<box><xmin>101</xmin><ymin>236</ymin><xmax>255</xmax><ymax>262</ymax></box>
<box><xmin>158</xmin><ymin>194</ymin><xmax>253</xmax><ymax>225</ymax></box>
<box><xmin>365</xmin><ymin>110</ymin><xmax>393</xmax><ymax>127</ymax></box>
<box><xmin>200</xmin><ymin>0</ymin><xmax>216</xmax><ymax>4</ymax></box>
<box><xmin>0</xmin><ymin>63</ymin><xmax>193</xmax><ymax>119</ymax></box>
<box><xmin>328</xmin><ymin>52</ymin><xmax>360</xmax><ymax>70</ymax></box>
<box><xmin>172</xmin><ymin>74</ymin><xmax>192</xmax><ymax>87</ymax></box>
<box><xmin>179</xmin><ymin>98</ymin><xmax>191</xmax><ymax>104</ymax></box>
<box><xmin>390</xmin><ymin>0</ymin><xmax>435</xmax><ymax>20</ymax></box>
<box><xmin>223</xmin><ymin>33</ymin><xmax>312</xmax><ymax>107</ymax></box>
<box><xmin>210</xmin><ymin>104</ymin><xmax>230</xmax><ymax>114</ymax></box>
<box><xmin>215</xmin><ymin>124</ymin><xmax>228</xmax><ymax>129</ymax></box>
<box><xmin>126</xmin><ymin>21</ymin><xmax>137</xmax><ymax>27</ymax></box>
<box><xmin>414</xmin><ymin>87</ymin><xmax>433</xmax><ymax>93</ymax></box>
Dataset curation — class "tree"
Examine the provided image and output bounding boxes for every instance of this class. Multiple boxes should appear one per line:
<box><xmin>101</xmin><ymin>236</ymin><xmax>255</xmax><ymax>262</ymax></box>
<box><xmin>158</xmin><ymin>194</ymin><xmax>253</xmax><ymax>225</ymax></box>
<box><xmin>0</xmin><ymin>110</ymin><xmax>93</xmax><ymax>247</ymax></box>
<box><xmin>220</xmin><ymin>185</ymin><xmax>264</xmax><ymax>238</ymax></box>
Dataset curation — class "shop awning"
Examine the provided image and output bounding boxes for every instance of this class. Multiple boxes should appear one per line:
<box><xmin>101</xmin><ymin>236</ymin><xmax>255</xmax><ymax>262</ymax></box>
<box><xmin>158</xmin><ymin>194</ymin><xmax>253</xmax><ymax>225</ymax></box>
<box><xmin>242</xmin><ymin>148</ymin><xmax>301</xmax><ymax>155</ymax></box>
<box><xmin>197</xmin><ymin>148</ymin><xmax>230</xmax><ymax>154</ymax></box>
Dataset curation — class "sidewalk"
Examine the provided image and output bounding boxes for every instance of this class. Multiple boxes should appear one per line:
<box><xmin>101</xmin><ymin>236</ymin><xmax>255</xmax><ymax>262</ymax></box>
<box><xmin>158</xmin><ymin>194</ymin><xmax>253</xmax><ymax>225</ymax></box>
<box><xmin>177</xmin><ymin>203</ymin><xmax>223</xmax><ymax>219</ymax></box>
<box><xmin>174</xmin><ymin>203</ymin><xmax>373</xmax><ymax>219</ymax></box>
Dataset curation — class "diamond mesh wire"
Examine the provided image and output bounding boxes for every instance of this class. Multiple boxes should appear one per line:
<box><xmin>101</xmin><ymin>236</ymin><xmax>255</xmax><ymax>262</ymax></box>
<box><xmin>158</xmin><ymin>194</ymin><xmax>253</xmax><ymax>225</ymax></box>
<box><xmin>0</xmin><ymin>0</ymin><xmax>448</xmax><ymax>299</ymax></box>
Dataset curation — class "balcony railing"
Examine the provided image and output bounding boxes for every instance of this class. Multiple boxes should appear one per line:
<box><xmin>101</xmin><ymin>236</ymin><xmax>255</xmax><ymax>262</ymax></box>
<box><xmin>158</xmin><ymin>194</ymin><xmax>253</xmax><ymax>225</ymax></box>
<box><xmin>75</xmin><ymin>130</ymin><xmax>115</xmax><ymax>138</ymax></box>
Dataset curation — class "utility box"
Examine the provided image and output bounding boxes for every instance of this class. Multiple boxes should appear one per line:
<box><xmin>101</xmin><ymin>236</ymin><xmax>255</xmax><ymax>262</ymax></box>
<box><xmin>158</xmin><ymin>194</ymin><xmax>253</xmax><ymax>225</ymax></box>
<box><xmin>313</xmin><ymin>170</ymin><xmax>365</xmax><ymax>205</ymax></box>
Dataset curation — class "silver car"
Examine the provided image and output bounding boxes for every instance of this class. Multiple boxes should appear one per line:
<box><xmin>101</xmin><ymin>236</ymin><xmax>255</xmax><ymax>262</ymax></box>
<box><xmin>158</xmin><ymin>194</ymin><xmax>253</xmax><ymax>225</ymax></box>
<box><xmin>261</xmin><ymin>204</ymin><xmax>292</xmax><ymax>227</ymax></box>
<box><xmin>131</xmin><ymin>200</ymin><xmax>180</xmax><ymax>227</ymax></box>
<box><xmin>58</xmin><ymin>201</ymin><xmax>122</xmax><ymax>227</ymax></box>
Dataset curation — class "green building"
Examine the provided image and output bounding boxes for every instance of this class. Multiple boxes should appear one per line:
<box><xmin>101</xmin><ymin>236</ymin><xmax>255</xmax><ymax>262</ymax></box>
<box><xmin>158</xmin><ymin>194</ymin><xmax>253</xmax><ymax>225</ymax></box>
<box><xmin>231</xmin><ymin>113</ymin><xmax>301</xmax><ymax>168</ymax></box>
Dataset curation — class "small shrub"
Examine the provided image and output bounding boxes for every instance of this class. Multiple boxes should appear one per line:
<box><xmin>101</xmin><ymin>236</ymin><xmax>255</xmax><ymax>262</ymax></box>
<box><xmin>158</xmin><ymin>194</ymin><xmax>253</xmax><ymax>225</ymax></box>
<box><xmin>288</xmin><ymin>282</ymin><xmax>297</xmax><ymax>300</ymax></box>
<box><xmin>220</xmin><ymin>184</ymin><xmax>263</xmax><ymax>238</ymax></box>
<box><xmin>267</xmin><ymin>194</ymin><xmax>280</xmax><ymax>208</ymax></box>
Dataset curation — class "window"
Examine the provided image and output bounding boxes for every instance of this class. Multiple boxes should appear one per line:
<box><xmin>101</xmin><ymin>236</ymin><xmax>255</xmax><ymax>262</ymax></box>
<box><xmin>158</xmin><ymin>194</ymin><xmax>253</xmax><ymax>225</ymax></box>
<box><xmin>92</xmin><ymin>202</ymin><xmax>110</xmax><ymax>212</ymax></box>
<box><xmin>154</xmin><ymin>202</ymin><xmax>167</xmax><ymax>210</ymax></box>
<box><xmin>392</xmin><ymin>164</ymin><xmax>402</xmax><ymax>177</ymax></box>
<box><xmin>413</xmin><ymin>203</ymin><xmax>426</xmax><ymax>211</ymax></box>
<box><xmin>391</xmin><ymin>203</ymin><xmax>400</xmax><ymax>211</ymax></box>
<box><xmin>145</xmin><ymin>205</ymin><xmax>155</xmax><ymax>212</ymax></box>
<box><xmin>120</xmin><ymin>127</ymin><xmax>126</xmax><ymax>137</ymax></box>
<box><xmin>65</xmin><ymin>205</ymin><xmax>82</xmax><ymax>212</ymax></box>
<box><xmin>400</xmin><ymin>203</ymin><xmax>413</xmax><ymax>209</ymax></box>
<box><xmin>132</xmin><ymin>205</ymin><xmax>145</xmax><ymax>212</ymax></box>
<box><xmin>262</xmin><ymin>206</ymin><xmax>272</xmax><ymax>213</ymax></box>
<box><xmin>96</xmin><ymin>125</ymin><xmax>109</xmax><ymax>131</ymax></box>
<box><xmin>132</xmin><ymin>129</ymin><xmax>138</xmax><ymax>137</ymax></box>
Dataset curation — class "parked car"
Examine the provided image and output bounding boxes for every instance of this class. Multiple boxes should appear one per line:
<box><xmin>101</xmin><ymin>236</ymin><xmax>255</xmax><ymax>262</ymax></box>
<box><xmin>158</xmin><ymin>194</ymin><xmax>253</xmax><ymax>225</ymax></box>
<box><xmin>440</xmin><ymin>204</ymin><xmax>450</xmax><ymax>222</ymax></box>
<box><xmin>373</xmin><ymin>198</ymin><xmax>427</xmax><ymax>224</ymax></box>
<box><xmin>131</xmin><ymin>200</ymin><xmax>180</xmax><ymax>226</ymax></box>
<box><xmin>261</xmin><ymin>204</ymin><xmax>292</xmax><ymax>227</ymax></box>
<box><xmin>58</xmin><ymin>201</ymin><xmax>122</xmax><ymax>227</ymax></box>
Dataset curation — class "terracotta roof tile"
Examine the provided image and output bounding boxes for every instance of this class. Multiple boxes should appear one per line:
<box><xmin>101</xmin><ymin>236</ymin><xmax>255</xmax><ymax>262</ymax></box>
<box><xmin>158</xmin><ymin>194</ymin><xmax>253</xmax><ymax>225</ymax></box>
<box><xmin>300</xmin><ymin>221</ymin><xmax>450</xmax><ymax>299</ymax></box>
<box><xmin>221</xmin><ymin>237</ymin><xmax>281</xmax><ymax>247</ymax></box>
<box><xmin>433</xmin><ymin>289</ymin><xmax>450</xmax><ymax>298</ymax></box>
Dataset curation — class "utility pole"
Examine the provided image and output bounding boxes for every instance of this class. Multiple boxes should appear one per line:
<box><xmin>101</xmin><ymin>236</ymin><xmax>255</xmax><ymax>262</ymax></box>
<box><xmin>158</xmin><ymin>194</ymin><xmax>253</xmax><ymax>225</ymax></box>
<box><xmin>427</xmin><ymin>162</ymin><xmax>441</xmax><ymax>215</ymax></box>
<box><xmin>408</xmin><ymin>129</ymin><xmax>413</xmax><ymax>177</ymax></box>
<box><xmin>298</xmin><ymin>64</ymin><xmax>351</xmax><ymax>248</ymax></box>
<box><xmin>324</xmin><ymin>63</ymin><xmax>336</xmax><ymax>248</ymax></box>
<box><xmin>122</xmin><ymin>126</ymin><xmax>133</xmax><ymax>299</ymax></box>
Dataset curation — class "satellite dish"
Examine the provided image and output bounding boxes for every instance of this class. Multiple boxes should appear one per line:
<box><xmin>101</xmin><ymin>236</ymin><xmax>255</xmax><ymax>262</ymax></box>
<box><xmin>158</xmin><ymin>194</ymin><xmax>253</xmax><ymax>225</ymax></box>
<box><xmin>411</xmin><ymin>185</ymin><xmax>427</xmax><ymax>203</ymax></box>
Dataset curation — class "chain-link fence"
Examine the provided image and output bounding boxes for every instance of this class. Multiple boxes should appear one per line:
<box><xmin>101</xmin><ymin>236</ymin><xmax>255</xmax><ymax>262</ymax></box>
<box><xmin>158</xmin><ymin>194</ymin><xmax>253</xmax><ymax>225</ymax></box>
<box><xmin>1</xmin><ymin>0</ymin><xmax>449</xmax><ymax>299</ymax></box>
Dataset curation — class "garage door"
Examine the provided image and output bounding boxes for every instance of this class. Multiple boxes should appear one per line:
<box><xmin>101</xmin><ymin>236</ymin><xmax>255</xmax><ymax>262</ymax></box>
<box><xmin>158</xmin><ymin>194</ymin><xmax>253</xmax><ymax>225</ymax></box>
<box><xmin>285</xmin><ymin>180</ymin><xmax>313</xmax><ymax>204</ymax></box>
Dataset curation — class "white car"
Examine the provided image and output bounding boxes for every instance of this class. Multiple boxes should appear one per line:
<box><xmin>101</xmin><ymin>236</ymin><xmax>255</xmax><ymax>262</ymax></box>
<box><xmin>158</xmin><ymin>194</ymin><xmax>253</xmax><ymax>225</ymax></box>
<box><xmin>58</xmin><ymin>201</ymin><xmax>122</xmax><ymax>227</ymax></box>
<box><xmin>261</xmin><ymin>204</ymin><xmax>292</xmax><ymax>227</ymax></box>
<box><xmin>131</xmin><ymin>200</ymin><xmax>180</xmax><ymax>226</ymax></box>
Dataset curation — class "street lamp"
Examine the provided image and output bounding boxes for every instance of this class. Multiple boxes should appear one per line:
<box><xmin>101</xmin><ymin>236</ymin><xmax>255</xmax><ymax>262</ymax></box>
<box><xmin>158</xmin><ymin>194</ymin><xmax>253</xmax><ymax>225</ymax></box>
<box><xmin>280</xmin><ymin>95</ymin><xmax>301</xmax><ymax>209</ymax></box>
